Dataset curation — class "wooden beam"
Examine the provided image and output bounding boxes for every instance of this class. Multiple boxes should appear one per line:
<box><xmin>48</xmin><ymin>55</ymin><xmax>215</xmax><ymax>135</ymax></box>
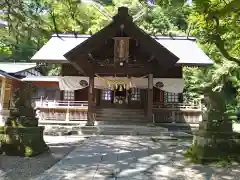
<box><xmin>71</xmin><ymin>55</ymin><xmax>93</xmax><ymax>76</ymax></box>
<box><xmin>121</xmin><ymin>21</ymin><xmax>179</xmax><ymax>68</ymax></box>
<box><xmin>94</xmin><ymin>66</ymin><xmax>152</xmax><ymax>74</ymax></box>
<box><xmin>64</xmin><ymin>22</ymin><xmax>120</xmax><ymax>60</ymax></box>
<box><xmin>0</xmin><ymin>78</ymin><xmax>6</xmax><ymax>110</ymax></box>
<box><xmin>147</xmin><ymin>74</ymin><xmax>153</xmax><ymax>122</ymax></box>
<box><xmin>86</xmin><ymin>74</ymin><xmax>94</xmax><ymax>126</ymax></box>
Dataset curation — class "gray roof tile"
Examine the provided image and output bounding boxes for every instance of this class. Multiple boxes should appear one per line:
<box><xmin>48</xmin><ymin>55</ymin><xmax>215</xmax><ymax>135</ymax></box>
<box><xmin>31</xmin><ymin>34</ymin><xmax>213</xmax><ymax>66</ymax></box>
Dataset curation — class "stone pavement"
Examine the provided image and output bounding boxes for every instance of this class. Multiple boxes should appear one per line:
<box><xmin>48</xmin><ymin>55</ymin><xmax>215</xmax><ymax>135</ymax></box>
<box><xmin>35</xmin><ymin>136</ymin><xmax>240</xmax><ymax>180</ymax></box>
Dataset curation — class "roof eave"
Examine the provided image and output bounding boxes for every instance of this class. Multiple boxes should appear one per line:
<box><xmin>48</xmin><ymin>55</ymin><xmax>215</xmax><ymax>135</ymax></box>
<box><xmin>0</xmin><ymin>71</ymin><xmax>21</xmax><ymax>81</ymax></box>
<box><xmin>64</xmin><ymin>22</ymin><xmax>115</xmax><ymax>60</ymax></box>
<box><xmin>31</xmin><ymin>59</ymin><xmax>69</xmax><ymax>64</ymax></box>
<box><xmin>176</xmin><ymin>62</ymin><xmax>214</xmax><ymax>67</ymax></box>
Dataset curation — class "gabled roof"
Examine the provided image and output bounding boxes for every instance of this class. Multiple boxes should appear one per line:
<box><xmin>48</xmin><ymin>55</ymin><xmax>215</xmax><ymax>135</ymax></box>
<box><xmin>155</xmin><ymin>37</ymin><xmax>212</xmax><ymax>65</ymax></box>
<box><xmin>0</xmin><ymin>62</ymin><xmax>37</xmax><ymax>73</ymax></box>
<box><xmin>31</xmin><ymin>34</ymin><xmax>89</xmax><ymax>63</ymax></box>
<box><xmin>31</xmin><ymin>34</ymin><xmax>213</xmax><ymax>66</ymax></box>
<box><xmin>64</xmin><ymin>7</ymin><xmax>179</xmax><ymax>71</ymax></box>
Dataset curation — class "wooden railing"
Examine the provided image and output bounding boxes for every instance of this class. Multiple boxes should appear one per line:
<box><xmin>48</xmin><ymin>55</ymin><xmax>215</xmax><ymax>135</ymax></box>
<box><xmin>153</xmin><ymin>102</ymin><xmax>202</xmax><ymax>124</ymax></box>
<box><xmin>35</xmin><ymin>100</ymin><xmax>88</xmax><ymax>109</ymax></box>
<box><xmin>35</xmin><ymin>100</ymin><xmax>202</xmax><ymax>124</ymax></box>
<box><xmin>35</xmin><ymin>100</ymin><xmax>89</xmax><ymax>122</ymax></box>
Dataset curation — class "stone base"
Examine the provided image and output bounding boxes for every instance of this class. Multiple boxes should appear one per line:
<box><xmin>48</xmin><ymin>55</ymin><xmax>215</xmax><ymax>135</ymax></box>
<box><xmin>0</xmin><ymin>126</ymin><xmax>49</xmax><ymax>157</ymax></box>
<box><xmin>185</xmin><ymin>130</ymin><xmax>240</xmax><ymax>163</ymax></box>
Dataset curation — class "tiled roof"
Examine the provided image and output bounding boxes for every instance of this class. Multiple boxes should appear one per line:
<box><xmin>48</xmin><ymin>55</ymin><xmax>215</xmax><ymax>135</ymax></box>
<box><xmin>31</xmin><ymin>34</ymin><xmax>213</xmax><ymax>66</ymax></box>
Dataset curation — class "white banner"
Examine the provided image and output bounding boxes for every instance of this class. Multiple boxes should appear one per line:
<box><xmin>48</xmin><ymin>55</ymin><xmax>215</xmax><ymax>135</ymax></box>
<box><xmin>153</xmin><ymin>78</ymin><xmax>184</xmax><ymax>93</ymax></box>
<box><xmin>58</xmin><ymin>76</ymin><xmax>184</xmax><ymax>93</ymax></box>
<box><xmin>58</xmin><ymin>76</ymin><xmax>89</xmax><ymax>91</ymax></box>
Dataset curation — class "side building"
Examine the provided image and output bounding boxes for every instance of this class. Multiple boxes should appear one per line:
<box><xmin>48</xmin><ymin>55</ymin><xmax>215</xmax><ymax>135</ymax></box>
<box><xmin>0</xmin><ymin>62</ymin><xmax>42</xmax><ymax>125</ymax></box>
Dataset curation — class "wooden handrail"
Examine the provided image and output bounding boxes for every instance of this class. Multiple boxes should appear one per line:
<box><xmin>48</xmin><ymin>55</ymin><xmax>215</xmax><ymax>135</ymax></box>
<box><xmin>153</xmin><ymin>102</ymin><xmax>201</xmax><ymax>110</ymax></box>
<box><xmin>35</xmin><ymin>100</ymin><xmax>88</xmax><ymax>108</ymax></box>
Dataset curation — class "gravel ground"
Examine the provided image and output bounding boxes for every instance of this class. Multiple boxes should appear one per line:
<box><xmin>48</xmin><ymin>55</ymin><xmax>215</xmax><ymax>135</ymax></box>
<box><xmin>0</xmin><ymin>135</ymin><xmax>87</xmax><ymax>180</ymax></box>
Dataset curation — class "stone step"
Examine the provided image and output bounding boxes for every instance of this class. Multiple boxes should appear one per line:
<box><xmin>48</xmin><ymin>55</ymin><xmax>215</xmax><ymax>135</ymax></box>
<box><xmin>96</xmin><ymin>107</ymin><xmax>147</xmax><ymax>124</ymax></box>
<box><xmin>96</xmin><ymin>108</ymin><xmax>144</xmax><ymax>112</ymax></box>
<box><xmin>96</xmin><ymin>112</ymin><xmax>145</xmax><ymax>116</ymax></box>
<box><xmin>95</xmin><ymin>120</ymin><xmax>150</xmax><ymax>126</ymax></box>
<box><xmin>96</xmin><ymin>113</ymin><xmax>145</xmax><ymax>116</ymax></box>
<box><xmin>96</xmin><ymin>113</ymin><xmax>145</xmax><ymax>117</ymax></box>
<box><xmin>96</xmin><ymin>117</ymin><xmax>146</xmax><ymax>121</ymax></box>
<box><xmin>42</xmin><ymin>124</ymin><xmax>173</xmax><ymax>136</ymax></box>
<box><xmin>155</xmin><ymin>123</ymin><xmax>199</xmax><ymax>132</ymax></box>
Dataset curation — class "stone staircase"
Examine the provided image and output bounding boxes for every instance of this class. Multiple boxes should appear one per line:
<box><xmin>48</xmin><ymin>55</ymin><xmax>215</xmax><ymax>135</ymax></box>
<box><xmin>41</xmin><ymin>108</ymin><xmax>193</xmax><ymax>138</ymax></box>
<box><xmin>43</xmin><ymin>124</ymin><xmax>192</xmax><ymax>139</ymax></box>
<box><xmin>95</xmin><ymin>108</ymin><xmax>149</xmax><ymax>125</ymax></box>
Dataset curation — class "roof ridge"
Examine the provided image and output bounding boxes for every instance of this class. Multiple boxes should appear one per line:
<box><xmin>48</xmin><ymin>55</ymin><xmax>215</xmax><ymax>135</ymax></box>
<box><xmin>51</xmin><ymin>34</ymin><xmax>91</xmax><ymax>38</ymax></box>
<box><xmin>51</xmin><ymin>33</ymin><xmax>196</xmax><ymax>40</ymax></box>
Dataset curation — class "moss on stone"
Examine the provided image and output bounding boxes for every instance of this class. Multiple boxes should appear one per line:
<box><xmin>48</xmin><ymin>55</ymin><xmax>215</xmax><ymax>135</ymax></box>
<box><xmin>184</xmin><ymin>135</ymin><xmax>240</xmax><ymax>165</ymax></box>
<box><xmin>0</xmin><ymin>126</ymin><xmax>49</xmax><ymax>157</ymax></box>
<box><xmin>0</xmin><ymin>84</ymin><xmax>48</xmax><ymax>157</ymax></box>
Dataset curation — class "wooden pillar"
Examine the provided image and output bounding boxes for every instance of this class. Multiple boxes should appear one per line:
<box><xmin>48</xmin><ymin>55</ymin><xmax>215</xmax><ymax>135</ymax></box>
<box><xmin>147</xmin><ymin>74</ymin><xmax>153</xmax><ymax>122</ymax></box>
<box><xmin>87</xmin><ymin>74</ymin><xmax>95</xmax><ymax>126</ymax></box>
<box><xmin>0</xmin><ymin>78</ymin><xmax>6</xmax><ymax>126</ymax></box>
<box><xmin>0</xmin><ymin>78</ymin><xmax>6</xmax><ymax>110</ymax></box>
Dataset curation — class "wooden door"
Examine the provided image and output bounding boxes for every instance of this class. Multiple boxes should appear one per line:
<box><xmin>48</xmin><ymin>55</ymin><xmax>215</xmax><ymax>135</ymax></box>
<box><xmin>75</xmin><ymin>87</ymin><xmax>88</xmax><ymax>101</ymax></box>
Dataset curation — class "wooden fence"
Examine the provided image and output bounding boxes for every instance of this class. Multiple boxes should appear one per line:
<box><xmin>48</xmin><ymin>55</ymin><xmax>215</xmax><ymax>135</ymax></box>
<box><xmin>35</xmin><ymin>100</ymin><xmax>89</xmax><ymax>122</ymax></box>
<box><xmin>153</xmin><ymin>102</ymin><xmax>202</xmax><ymax>124</ymax></box>
<box><xmin>35</xmin><ymin>100</ymin><xmax>202</xmax><ymax>124</ymax></box>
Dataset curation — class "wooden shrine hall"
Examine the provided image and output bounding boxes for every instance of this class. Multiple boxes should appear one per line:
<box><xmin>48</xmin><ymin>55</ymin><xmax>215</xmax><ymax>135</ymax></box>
<box><xmin>30</xmin><ymin>7</ymin><xmax>213</xmax><ymax>125</ymax></box>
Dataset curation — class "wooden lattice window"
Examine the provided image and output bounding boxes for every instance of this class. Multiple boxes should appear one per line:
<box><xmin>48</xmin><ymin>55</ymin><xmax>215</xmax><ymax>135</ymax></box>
<box><xmin>164</xmin><ymin>92</ymin><xmax>179</xmax><ymax>103</ymax></box>
<box><xmin>131</xmin><ymin>88</ymin><xmax>140</xmax><ymax>101</ymax></box>
<box><xmin>101</xmin><ymin>89</ymin><xmax>111</xmax><ymax>100</ymax></box>
<box><xmin>63</xmin><ymin>91</ymin><xmax>75</xmax><ymax>101</ymax></box>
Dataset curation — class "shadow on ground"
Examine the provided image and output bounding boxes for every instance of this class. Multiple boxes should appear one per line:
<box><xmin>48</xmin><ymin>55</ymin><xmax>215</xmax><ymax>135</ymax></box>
<box><xmin>0</xmin><ymin>136</ymin><xmax>85</xmax><ymax>180</ymax></box>
<box><xmin>35</xmin><ymin>136</ymin><xmax>240</xmax><ymax>180</ymax></box>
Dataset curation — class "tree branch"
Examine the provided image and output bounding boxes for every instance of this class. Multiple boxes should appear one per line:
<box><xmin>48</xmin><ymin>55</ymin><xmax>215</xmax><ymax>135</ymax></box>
<box><xmin>217</xmin><ymin>0</ymin><xmax>240</xmax><ymax>16</ymax></box>
<box><xmin>212</xmin><ymin>16</ymin><xmax>240</xmax><ymax>65</ymax></box>
<box><xmin>49</xmin><ymin>9</ymin><xmax>59</xmax><ymax>37</ymax></box>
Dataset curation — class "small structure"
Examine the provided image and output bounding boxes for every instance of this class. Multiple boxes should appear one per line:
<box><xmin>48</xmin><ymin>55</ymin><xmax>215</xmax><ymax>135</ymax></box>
<box><xmin>0</xmin><ymin>63</ymin><xmax>40</xmax><ymax>125</ymax></box>
<box><xmin>0</xmin><ymin>71</ymin><xmax>21</xmax><ymax>125</ymax></box>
